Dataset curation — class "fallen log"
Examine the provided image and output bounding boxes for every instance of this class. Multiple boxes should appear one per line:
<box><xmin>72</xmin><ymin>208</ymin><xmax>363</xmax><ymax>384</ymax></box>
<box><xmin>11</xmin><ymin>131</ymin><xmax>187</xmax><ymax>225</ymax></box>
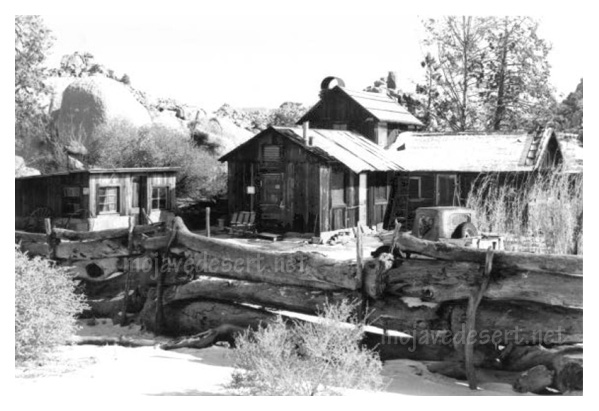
<box><xmin>513</xmin><ymin>365</ymin><xmax>555</xmax><ymax>394</ymax></box>
<box><xmin>17</xmin><ymin>241</ymin><xmax>50</xmax><ymax>256</ymax></box>
<box><xmin>15</xmin><ymin>231</ymin><xmax>48</xmax><ymax>243</ymax></box>
<box><xmin>160</xmin><ymin>324</ymin><xmax>247</xmax><ymax>350</ymax></box>
<box><xmin>381</xmin><ymin>231</ymin><xmax>583</xmax><ymax>275</ymax></box>
<box><xmin>162</xmin><ymin>275</ymin><xmax>359</xmax><ymax>315</ymax></box>
<box><xmin>173</xmin><ymin>217</ymin><xmax>361</xmax><ymax>291</ymax></box>
<box><xmin>140</xmin><ymin>289</ymin><xmax>275</xmax><ymax>335</ymax></box>
<box><xmin>53</xmin><ymin>222</ymin><xmax>165</xmax><ymax>241</ymax></box>
<box><xmin>55</xmin><ymin>237</ymin><xmax>141</xmax><ymax>260</ymax></box>
<box><xmin>450</xmin><ymin>301</ymin><xmax>583</xmax><ymax>345</ymax></box>
<box><xmin>70</xmin><ymin>335</ymin><xmax>157</xmax><ymax>348</ymax></box>
<box><xmin>386</xmin><ymin>259</ymin><xmax>582</xmax><ymax>308</ymax></box>
<box><xmin>499</xmin><ymin>344</ymin><xmax>583</xmax><ymax>372</ymax></box>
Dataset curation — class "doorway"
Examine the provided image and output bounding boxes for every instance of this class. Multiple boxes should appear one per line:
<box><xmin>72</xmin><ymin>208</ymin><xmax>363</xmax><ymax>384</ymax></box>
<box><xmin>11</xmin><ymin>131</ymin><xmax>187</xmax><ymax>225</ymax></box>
<box><xmin>436</xmin><ymin>174</ymin><xmax>457</xmax><ymax>206</ymax></box>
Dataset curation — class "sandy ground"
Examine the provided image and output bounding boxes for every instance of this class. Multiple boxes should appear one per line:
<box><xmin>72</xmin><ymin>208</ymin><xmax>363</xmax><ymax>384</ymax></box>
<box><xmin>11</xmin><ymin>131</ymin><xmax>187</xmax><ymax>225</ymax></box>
<box><xmin>14</xmin><ymin>320</ymin><xmax>522</xmax><ymax>396</ymax></box>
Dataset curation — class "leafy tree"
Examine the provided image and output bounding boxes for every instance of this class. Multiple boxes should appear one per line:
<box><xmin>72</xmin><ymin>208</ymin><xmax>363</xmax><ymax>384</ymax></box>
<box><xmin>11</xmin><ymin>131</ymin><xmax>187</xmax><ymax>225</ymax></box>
<box><xmin>419</xmin><ymin>16</ymin><xmax>555</xmax><ymax>132</ymax></box>
<box><xmin>15</xmin><ymin>16</ymin><xmax>54</xmax><ymax>155</ymax></box>
<box><xmin>270</xmin><ymin>102</ymin><xmax>308</xmax><ymax>127</ymax></box>
<box><xmin>482</xmin><ymin>17</ymin><xmax>554</xmax><ymax>131</ymax></box>
<box><xmin>420</xmin><ymin>16</ymin><xmax>490</xmax><ymax>131</ymax></box>
<box><xmin>554</xmin><ymin>79</ymin><xmax>583</xmax><ymax>139</ymax></box>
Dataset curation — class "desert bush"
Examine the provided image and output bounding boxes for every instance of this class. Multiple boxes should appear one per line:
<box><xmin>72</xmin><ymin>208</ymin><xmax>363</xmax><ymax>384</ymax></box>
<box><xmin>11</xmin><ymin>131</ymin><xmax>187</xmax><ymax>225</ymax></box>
<box><xmin>228</xmin><ymin>300</ymin><xmax>385</xmax><ymax>395</ymax></box>
<box><xmin>466</xmin><ymin>168</ymin><xmax>583</xmax><ymax>254</ymax></box>
<box><xmin>15</xmin><ymin>246</ymin><xmax>88</xmax><ymax>362</ymax></box>
<box><xmin>90</xmin><ymin>120</ymin><xmax>226</xmax><ymax>199</ymax></box>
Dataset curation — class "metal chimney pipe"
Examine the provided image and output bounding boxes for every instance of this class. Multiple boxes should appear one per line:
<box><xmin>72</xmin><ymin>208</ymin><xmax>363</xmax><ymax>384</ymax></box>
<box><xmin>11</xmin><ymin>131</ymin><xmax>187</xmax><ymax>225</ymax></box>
<box><xmin>303</xmin><ymin>121</ymin><xmax>310</xmax><ymax>145</ymax></box>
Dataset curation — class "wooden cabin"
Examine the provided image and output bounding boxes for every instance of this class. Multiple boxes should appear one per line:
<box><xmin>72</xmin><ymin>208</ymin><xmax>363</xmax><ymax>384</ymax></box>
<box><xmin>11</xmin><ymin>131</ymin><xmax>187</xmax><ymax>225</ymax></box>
<box><xmin>384</xmin><ymin>128</ymin><xmax>567</xmax><ymax>228</ymax></box>
<box><xmin>219</xmin><ymin>125</ymin><xmax>404</xmax><ymax>237</ymax></box>
<box><xmin>15</xmin><ymin>167</ymin><xmax>178</xmax><ymax>232</ymax></box>
<box><xmin>297</xmin><ymin>76</ymin><xmax>424</xmax><ymax>146</ymax></box>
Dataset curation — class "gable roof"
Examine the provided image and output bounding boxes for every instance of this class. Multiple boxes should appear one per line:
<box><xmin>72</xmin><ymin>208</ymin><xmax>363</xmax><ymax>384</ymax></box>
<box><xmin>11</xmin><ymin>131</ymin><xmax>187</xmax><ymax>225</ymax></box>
<box><xmin>15</xmin><ymin>167</ymin><xmax>180</xmax><ymax>180</ymax></box>
<box><xmin>386</xmin><ymin>129</ymin><xmax>558</xmax><ymax>173</ymax></box>
<box><xmin>298</xmin><ymin>86</ymin><xmax>424</xmax><ymax>127</ymax></box>
<box><xmin>219</xmin><ymin>126</ymin><xmax>404</xmax><ymax>173</ymax></box>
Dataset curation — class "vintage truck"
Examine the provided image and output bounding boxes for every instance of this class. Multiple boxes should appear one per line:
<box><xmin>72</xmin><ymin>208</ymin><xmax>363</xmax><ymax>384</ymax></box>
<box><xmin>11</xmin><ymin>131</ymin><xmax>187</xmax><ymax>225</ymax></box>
<box><xmin>379</xmin><ymin>206</ymin><xmax>504</xmax><ymax>254</ymax></box>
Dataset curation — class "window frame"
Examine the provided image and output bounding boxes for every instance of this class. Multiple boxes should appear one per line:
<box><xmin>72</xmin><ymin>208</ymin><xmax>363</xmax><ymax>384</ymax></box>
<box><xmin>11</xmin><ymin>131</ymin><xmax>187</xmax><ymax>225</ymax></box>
<box><xmin>62</xmin><ymin>186</ymin><xmax>81</xmax><ymax>215</ymax></box>
<box><xmin>151</xmin><ymin>186</ymin><xmax>170</xmax><ymax>210</ymax></box>
<box><xmin>97</xmin><ymin>186</ymin><xmax>120</xmax><ymax>214</ymax></box>
<box><xmin>408</xmin><ymin>176</ymin><xmax>422</xmax><ymax>200</ymax></box>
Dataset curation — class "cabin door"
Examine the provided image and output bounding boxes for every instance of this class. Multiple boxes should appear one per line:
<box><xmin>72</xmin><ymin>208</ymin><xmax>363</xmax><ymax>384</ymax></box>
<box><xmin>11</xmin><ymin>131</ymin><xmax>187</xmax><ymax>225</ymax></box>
<box><xmin>131</xmin><ymin>176</ymin><xmax>148</xmax><ymax>224</ymax></box>
<box><xmin>436</xmin><ymin>174</ymin><xmax>457</xmax><ymax>206</ymax></box>
<box><xmin>259</xmin><ymin>173</ymin><xmax>283</xmax><ymax>224</ymax></box>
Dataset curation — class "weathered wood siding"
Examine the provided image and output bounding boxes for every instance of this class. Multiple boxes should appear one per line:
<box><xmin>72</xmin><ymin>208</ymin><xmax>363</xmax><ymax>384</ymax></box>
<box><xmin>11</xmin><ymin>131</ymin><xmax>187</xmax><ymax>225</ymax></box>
<box><xmin>300</xmin><ymin>88</ymin><xmax>414</xmax><ymax>146</ymax></box>
<box><xmin>16</xmin><ymin>171</ymin><xmax>176</xmax><ymax>231</ymax></box>
<box><xmin>224</xmin><ymin>129</ymin><xmax>327</xmax><ymax>233</ymax></box>
<box><xmin>15</xmin><ymin>173</ymin><xmax>90</xmax><ymax>218</ymax></box>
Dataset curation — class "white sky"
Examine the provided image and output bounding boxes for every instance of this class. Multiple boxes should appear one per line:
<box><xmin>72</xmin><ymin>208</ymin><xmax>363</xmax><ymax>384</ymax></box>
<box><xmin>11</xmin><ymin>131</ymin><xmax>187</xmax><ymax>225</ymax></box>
<box><xmin>40</xmin><ymin>9</ymin><xmax>585</xmax><ymax>111</ymax></box>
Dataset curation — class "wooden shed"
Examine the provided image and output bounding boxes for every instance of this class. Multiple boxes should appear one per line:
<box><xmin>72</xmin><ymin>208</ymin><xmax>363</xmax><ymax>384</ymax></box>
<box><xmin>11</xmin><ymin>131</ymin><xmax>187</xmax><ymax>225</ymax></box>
<box><xmin>219</xmin><ymin>125</ymin><xmax>404</xmax><ymax>236</ymax></box>
<box><xmin>384</xmin><ymin>128</ymin><xmax>566</xmax><ymax>228</ymax></box>
<box><xmin>297</xmin><ymin>77</ymin><xmax>424</xmax><ymax>146</ymax></box>
<box><xmin>15</xmin><ymin>167</ymin><xmax>178</xmax><ymax>232</ymax></box>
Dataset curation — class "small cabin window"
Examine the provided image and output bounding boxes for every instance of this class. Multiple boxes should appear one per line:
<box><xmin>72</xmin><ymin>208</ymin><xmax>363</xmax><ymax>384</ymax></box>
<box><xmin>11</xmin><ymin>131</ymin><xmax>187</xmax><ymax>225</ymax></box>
<box><xmin>62</xmin><ymin>186</ymin><xmax>81</xmax><ymax>214</ymax></box>
<box><xmin>98</xmin><ymin>187</ymin><xmax>120</xmax><ymax>213</ymax></box>
<box><xmin>331</xmin><ymin>170</ymin><xmax>346</xmax><ymax>206</ymax></box>
<box><xmin>409</xmin><ymin>177</ymin><xmax>422</xmax><ymax>199</ymax></box>
<box><xmin>262</xmin><ymin>145</ymin><xmax>282</xmax><ymax>162</ymax></box>
<box><xmin>372</xmin><ymin>173</ymin><xmax>389</xmax><ymax>201</ymax></box>
<box><xmin>151</xmin><ymin>186</ymin><xmax>169</xmax><ymax>210</ymax></box>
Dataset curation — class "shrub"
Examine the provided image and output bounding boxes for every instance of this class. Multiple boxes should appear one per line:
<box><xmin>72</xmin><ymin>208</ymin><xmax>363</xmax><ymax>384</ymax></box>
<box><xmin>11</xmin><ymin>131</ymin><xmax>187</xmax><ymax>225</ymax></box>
<box><xmin>228</xmin><ymin>300</ymin><xmax>385</xmax><ymax>395</ymax></box>
<box><xmin>15</xmin><ymin>246</ymin><xmax>87</xmax><ymax>363</ymax></box>
<box><xmin>466</xmin><ymin>168</ymin><xmax>583</xmax><ymax>255</ymax></box>
<box><xmin>90</xmin><ymin>120</ymin><xmax>227</xmax><ymax>199</ymax></box>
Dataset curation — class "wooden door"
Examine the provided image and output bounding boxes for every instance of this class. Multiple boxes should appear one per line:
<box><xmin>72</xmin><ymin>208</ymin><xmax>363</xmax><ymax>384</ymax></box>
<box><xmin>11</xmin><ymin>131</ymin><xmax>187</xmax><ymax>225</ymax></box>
<box><xmin>260</xmin><ymin>173</ymin><xmax>283</xmax><ymax>222</ymax></box>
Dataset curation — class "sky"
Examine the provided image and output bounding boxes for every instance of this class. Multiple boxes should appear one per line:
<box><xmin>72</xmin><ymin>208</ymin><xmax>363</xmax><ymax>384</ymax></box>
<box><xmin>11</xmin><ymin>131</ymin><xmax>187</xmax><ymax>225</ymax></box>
<box><xmin>40</xmin><ymin>10</ymin><xmax>585</xmax><ymax>112</ymax></box>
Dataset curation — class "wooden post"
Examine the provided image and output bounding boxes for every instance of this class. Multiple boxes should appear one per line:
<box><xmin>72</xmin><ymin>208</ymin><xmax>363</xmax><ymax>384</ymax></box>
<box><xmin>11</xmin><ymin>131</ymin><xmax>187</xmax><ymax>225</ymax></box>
<box><xmin>206</xmin><ymin>207</ymin><xmax>211</xmax><ymax>237</ymax></box>
<box><xmin>465</xmin><ymin>247</ymin><xmax>494</xmax><ymax>390</ymax></box>
<box><xmin>155</xmin><ymin>222</ymin><xmax>179</xmax><ymax>335</ymax></box>
<box><xmin>121</xmin><ymin>215</ymin><xmax>136</xmax><ymax>326</ymax></box>
<box><xmin>356</xmin><ymin>221</ymin><xmax>365</xmax><ymax>320</ymax></box>
<box><xmin>44</xmin><ymin>218</ymin><xmax>56</xmax><ymax>259</ymax></box>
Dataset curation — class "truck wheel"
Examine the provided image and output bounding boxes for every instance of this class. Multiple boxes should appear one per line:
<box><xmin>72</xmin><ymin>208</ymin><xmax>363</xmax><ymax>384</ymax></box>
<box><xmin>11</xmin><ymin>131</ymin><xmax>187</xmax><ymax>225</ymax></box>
<box><xmin>455</xmin><ymin>222</ymin><xmax>478</xmax><ymax>238</ymax></box>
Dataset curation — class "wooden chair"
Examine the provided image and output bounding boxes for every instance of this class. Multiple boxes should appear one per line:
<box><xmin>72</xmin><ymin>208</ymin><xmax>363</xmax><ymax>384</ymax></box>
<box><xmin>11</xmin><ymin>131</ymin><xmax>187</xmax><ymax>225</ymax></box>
<box><xmin>228</xmin><ymin>211</ymin><xmax>256</xmax><ymax>236</ymax></box>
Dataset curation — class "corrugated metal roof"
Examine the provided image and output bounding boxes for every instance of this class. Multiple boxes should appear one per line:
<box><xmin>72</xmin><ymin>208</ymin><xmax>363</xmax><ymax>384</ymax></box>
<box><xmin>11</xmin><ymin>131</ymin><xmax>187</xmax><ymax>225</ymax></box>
<box><xmin>386</xmin><ymin>131</ymin><xmax>554</xmax><ymax>173</ymax></box>
<box><xmin>219</xmin><ymin>126</ymin><xmax>404</xmax><ymax>173</ymax></box>
<box><xmin>339</xmin><ymin>88</ymin><xmax>424</xmax><ymax>127</ymax></box>
<box><xmin>15</xmin><ymin>167</ymin><xmax>180</xmax><ymax>180</ymax></box>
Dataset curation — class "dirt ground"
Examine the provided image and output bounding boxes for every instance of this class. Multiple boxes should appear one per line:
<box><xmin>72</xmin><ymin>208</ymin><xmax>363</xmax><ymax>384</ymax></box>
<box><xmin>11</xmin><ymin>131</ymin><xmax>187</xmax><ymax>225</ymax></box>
<box><xmin>14</xmin><ymin>320</ymin><xmax>522</xmax><ymax>396</ymax></box>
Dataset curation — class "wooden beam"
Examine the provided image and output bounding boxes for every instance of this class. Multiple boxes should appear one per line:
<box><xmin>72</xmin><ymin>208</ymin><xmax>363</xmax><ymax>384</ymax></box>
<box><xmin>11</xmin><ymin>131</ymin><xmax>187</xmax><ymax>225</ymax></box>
<box><xmin>53</xmin><ymin>222</ymin><xmax>165</xmax><ymax>241</ymax></box>
<box><xmin>15</xmin><ymin>231</ymin><xmax>48</xmax><ymax>243</ymax></box>
<box><xmin>385</xmin><ymin>259</ymin><xmax>582</xmax><ymax>308</ymax></box>
<box><xmin>172</xmin><ymin>217</ymin><xmax>361</xmax><ymax>291</ymax></box>
<box><xmin>381</xmin><ymin>231</ymin><xmax>583</xmax><ymax>275</ymax></box>
<box><xmin>162</xmin><ymin>275</ymin><xmax>359</xmax><ymax>314</ymax></box>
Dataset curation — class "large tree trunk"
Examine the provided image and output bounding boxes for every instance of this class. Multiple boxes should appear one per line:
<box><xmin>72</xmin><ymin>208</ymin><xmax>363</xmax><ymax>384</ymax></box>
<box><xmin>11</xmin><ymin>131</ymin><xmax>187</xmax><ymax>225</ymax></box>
<box><xmin>162</xmin><ymin>275</ymin><xmax>359</xmax><ymax>315</ymax></box>
<box><xmin>386</xmin><ymin>259</ymin><xmax>582</xmax><ymax>308</ymax></box>
<box><xmin>380</xmin><ymin>231</ymin><xmax>583</xmax><ymax>274</ymax></box>
<box><xmin>140</xmin><ymin>288</ymin><xmax>275</xmax><ymax>336</ymax></box>
<box><xmin>172</xmin><ymin>217</ymin><xmax>361</xmax><ymax>291</ymax></box>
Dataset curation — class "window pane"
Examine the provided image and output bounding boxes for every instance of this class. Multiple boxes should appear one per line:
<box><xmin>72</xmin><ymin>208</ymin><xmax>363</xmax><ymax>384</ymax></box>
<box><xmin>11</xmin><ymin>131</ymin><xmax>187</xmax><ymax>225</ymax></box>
<box><xmin>98</xmin><ymin>187</ymin><xmax>119</xmax><ymax>213</ymax></box>
<box><xmin>331</xmin><ymin>170</ymin><xmax>345</xmax><ymax>206</ymax></box>
<box><xmin>409</xmin><ymin>178</ymin><xmax>420</xmax><ymax>198</ymax></box>
<box><xmin>151</xmin><ymin>187</ymin><xmax>168</xmax><ymax>210</ymax></box>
